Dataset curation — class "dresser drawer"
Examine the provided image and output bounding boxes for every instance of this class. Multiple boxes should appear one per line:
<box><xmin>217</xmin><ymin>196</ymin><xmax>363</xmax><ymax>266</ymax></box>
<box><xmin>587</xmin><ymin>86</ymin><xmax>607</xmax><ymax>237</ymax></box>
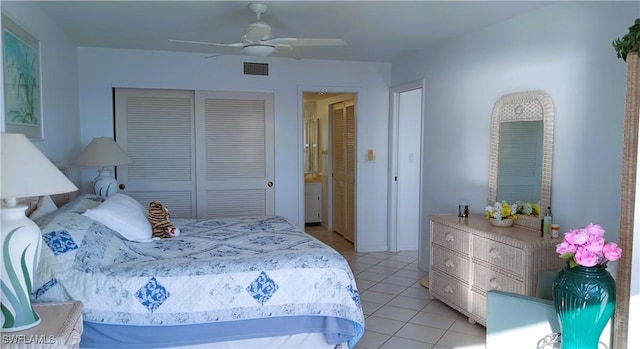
<box><xmin>473</xmin><ymin>236</ymin><xmax>524</xmax><ymax>276</ymax></box>
<box><xmin>470</xmin><ymin>290</ymin><xmax>488</xmax><ymax>325</ymax></box>
<box><xmin>431</xmin><ymin>222</ymin><xmax>470</xmax><ymax>255</ymax></box>
<box><xmin>431</xmin><ymin>269</ymin><xmax>469</xmax><ymax>312</ymax></box>
<box><xmin>432</xmin><ymin>245</ymin><xmax>470</xmax><ymax>281</ymax></box>
<box><xmin>472</xmin><ymin>263</ymin><xmax>524</xmax><ymax>294</ymax></box>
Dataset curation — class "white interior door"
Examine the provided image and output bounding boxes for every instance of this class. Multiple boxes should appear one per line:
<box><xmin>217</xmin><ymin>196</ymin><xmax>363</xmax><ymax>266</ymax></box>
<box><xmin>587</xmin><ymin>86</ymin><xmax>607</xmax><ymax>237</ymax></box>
<box><xmin>115</xmin><ymin>88</ymin><xmax>196</xmax><ymax>218</ymax></box>
<box><xmin>195</xmin><ymin>90</ymin><xmax>275</xmax><ymax>218</ymax></box>
<box><xmin>390</xmin><ymin>82</ymin><xmax>423</xmax><ymax>252</ymax></box>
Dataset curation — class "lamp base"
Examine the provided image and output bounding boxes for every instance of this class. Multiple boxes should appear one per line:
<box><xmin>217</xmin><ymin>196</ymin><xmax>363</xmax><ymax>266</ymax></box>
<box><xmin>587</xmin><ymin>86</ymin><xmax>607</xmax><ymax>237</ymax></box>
<box><xmin>94</xmin><ymin>169</ymin><xmax>118</xmax><ymax>197</ymax></box>
<box><xmin>1</xmin><ymin>205</ymin><xmax>42</xmax><ymax>332</ymax></box>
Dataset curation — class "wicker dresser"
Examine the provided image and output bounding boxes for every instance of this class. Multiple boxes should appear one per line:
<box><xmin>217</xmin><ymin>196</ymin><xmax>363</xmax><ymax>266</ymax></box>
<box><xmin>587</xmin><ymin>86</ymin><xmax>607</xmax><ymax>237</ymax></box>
<box><xmin>428</xmin><ymin>214</ymin><xmax>564</xmax><ymax>326</ymax></box>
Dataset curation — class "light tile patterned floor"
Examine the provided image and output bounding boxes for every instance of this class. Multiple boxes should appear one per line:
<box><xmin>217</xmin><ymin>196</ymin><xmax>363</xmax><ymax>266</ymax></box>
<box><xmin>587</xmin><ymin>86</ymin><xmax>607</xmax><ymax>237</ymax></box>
<box><xmin>306</xmin><ymin>226</ymin><xmax>486</xmax><ymax>349</ymax></box>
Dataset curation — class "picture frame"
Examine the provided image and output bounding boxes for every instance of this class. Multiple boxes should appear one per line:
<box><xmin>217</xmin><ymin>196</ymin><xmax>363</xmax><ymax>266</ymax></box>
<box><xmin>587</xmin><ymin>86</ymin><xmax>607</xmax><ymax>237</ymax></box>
<box><xmin>2</xmin><ymin>13</ymin><xmax>43</xmax><ymax>140</ymax></box>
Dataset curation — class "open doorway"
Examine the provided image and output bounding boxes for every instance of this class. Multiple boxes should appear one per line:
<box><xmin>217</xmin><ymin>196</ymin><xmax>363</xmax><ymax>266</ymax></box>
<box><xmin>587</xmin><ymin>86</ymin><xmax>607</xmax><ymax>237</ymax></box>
<box><xmin>302</xmin><ymin>92</ymin><xmax>357</xmax><ymax>246</ymax></box>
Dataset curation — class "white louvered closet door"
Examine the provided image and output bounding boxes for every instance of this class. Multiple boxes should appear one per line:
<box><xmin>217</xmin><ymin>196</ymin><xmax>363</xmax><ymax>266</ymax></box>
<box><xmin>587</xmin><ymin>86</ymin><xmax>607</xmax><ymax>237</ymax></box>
<box><xmin>195</xmin><ymin>90</ymin><xmax>275</xmax><ymax>218</ymax></box>
<box><xmin>332</xmin><ymin>105</ymin><xmax>345</xmax><ymax>236</ymax></box>
<box><xmin>115</xmin><ymin>89</ymin><xmax>196</xmax><ymax>218</ymax></box>
<box><xmin>332</xmin><ymin>101</ymin><xmax>356</xmax><ymax>243</ymax></box>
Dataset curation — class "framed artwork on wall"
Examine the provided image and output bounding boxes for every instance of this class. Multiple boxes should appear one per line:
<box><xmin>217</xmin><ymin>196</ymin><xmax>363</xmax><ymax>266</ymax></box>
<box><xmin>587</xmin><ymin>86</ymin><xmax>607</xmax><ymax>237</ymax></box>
<box><xmin>2</xmin><ymin>13</ymin><xmax>43</xmax><ymax>140</ymax></box>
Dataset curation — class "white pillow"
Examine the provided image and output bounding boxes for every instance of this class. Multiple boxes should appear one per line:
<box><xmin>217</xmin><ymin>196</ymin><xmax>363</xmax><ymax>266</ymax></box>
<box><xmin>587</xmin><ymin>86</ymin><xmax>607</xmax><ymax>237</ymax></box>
<box><xmin>83</xmin><ymin>193</ymin><xmax>154</xmax><ymax>242</ymax></box>
<box><xmin>29</xmin><ymin>195</ymin><xmax>58</xmax><ymax>220</ymax></box>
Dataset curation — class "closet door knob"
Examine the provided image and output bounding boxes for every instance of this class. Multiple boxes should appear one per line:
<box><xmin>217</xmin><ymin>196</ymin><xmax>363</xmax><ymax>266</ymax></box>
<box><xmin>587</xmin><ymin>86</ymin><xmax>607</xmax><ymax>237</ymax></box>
<box><xmin>267</xmin><ymin>181</ymin><xmax>273</xmax><ymax>187</ymax></box>
<box><xmin>119</xmin><ymin>184</ymin><xmax>125</xmax><ymax>190</ymax></box>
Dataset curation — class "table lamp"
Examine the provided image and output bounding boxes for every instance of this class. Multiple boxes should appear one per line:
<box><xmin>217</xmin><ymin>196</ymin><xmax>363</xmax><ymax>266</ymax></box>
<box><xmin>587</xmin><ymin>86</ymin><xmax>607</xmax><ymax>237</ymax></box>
<box><xmin>1</xmin><ymin>133</ymin><xmax>78</xmax><ymax>331</ymax></box>
<box><xmin>72</xmin><ymin>137</ymin><xmax>132</xmax><ymax>197</ymax></box>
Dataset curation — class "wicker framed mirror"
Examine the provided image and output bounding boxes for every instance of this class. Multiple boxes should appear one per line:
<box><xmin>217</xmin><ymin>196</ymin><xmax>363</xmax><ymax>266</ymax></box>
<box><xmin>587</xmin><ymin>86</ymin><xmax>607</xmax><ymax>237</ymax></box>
<box><xmin>488</xmin><ymin>90</ymin><xmax>554</xmax><ymax>230</ymax></box>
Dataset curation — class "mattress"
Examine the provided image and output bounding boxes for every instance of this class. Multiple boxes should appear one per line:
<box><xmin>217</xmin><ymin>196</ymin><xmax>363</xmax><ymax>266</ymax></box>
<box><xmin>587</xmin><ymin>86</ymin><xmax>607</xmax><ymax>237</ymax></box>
<box><xmin>32</xmin><ymin>195</ymin><xmax>364</xmax><ymax>348</ymax></box>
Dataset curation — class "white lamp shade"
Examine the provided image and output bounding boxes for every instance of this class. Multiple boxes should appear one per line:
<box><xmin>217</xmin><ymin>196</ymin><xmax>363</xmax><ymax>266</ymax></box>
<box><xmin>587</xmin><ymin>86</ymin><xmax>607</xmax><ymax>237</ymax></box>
<box><xmin>1</xmin><ymin>133</ymin><xmax>78</xmax><ymax>199</ymax></box>
<box><xmin>1</xmin><ymin>133</ymin><xmax>77</xmax><ymax>331</ymax></box>
<box><xmin>73</xmin><ymin>137</ymin><xmax>133</xmax><ymax>167</ymax></box>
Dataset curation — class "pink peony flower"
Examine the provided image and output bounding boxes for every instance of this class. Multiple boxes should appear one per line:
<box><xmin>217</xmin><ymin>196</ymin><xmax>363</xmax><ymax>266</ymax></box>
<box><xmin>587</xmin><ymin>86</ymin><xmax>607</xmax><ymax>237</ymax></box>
<box><xmin>583</xmin><ymin>234</ymin><xmax>605</xmax><ymax>253</ymax></box>
<box><xmin>573</xmin><ymin>247</ymin><xmax>600</xmax><ymax>267</ymax></box>
<box><xmin>584</xmin><ymin>222</ymin><xmax>606</xmax><ymax>237</ymax></box>
<box><xmin>556</xmin><ymin>241</ymin><xmax>576</xmax><ymax>255</ymax></box>
<box><xmin>564</xmin><ymin>229</ymin><xmax>589</xmax><ymax>245</ymax></box>
<box><xmin>602</xmin><ymin>242</ymin><xmax>622</xmax><ymax>261</ymax></box>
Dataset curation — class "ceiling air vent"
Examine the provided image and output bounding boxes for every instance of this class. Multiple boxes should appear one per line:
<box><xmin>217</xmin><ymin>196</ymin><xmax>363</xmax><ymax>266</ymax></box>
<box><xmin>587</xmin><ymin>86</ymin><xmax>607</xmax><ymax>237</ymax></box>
<box><xmin>244</xmin><ymin>62</ymin><xmax>269</xmax><ymax>76</ymax></box>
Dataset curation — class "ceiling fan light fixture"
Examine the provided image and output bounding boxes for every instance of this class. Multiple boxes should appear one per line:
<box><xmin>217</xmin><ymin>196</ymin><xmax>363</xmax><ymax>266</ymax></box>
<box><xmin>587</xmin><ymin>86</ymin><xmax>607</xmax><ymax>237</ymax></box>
<box><xmin>242</xmin><ymin>45</ymin><xmax>275</xmax><ymax>57</ymax></box>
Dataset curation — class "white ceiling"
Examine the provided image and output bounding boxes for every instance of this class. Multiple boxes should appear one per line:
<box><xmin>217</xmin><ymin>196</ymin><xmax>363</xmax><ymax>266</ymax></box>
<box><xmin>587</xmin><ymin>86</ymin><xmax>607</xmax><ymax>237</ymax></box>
<box><xmin>32</xmin><ymin>1</ymin><xmax>555</xmax><ymax>62</ymax></box>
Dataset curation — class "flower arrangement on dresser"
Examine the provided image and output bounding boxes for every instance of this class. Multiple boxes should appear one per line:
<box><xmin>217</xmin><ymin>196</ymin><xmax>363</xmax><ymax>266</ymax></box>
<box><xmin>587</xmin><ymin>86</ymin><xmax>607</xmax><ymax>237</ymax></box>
<box><xmin>485</xmin><ymin>201</ymin><xmax>518</xmax><ymax>221</ymax></box>
<box><xmin>485</xmin><ymin>201</ymin><xmax>518</xmax><ymax>227</ymax></box>
<box><xmin>485</xmin><ymin>201</ymin><xmax>541</xmax><ymax>227</ymax></box>
<box><xmin>485</xmin><ymin>200</ymin><xmax>540</xmax><ymax>221</ymax></box>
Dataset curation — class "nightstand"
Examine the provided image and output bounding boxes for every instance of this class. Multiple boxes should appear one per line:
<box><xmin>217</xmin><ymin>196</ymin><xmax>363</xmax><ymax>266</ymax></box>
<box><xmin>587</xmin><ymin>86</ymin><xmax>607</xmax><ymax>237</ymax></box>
<box><xmin>1</xmin><ymin>301</ymin><xmax>83</xmax><ymax>349</ymax></box>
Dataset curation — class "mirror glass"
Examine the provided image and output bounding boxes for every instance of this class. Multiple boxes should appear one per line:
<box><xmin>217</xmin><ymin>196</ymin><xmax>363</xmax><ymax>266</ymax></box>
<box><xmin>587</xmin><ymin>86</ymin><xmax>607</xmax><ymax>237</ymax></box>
<box><xmin>497</xmin><ymin>120</ymin><xmax>543</xmax><ymax>204</ymax></box>
<box><xmin>303</xmin><ymin>102</ymin><xmax>319</xmax><ymax>174</ymax></box>
<box><xmin>488</xmin><ymin>91</ymin><xmax>554</xmax><ymax>229</ymax></box>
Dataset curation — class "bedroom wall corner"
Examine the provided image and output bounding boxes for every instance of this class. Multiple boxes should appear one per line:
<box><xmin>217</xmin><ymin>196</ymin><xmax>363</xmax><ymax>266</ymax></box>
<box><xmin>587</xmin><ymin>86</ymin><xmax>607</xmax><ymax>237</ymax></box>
<box><xmin>390</xmin><ymin>0</ymin><xmax>638</xmax><ymax>271</ymax></box>
<box><xmin>0</xmin><ymin>2</ymin><xmax>82</xmax><ymax>189</ymax></box>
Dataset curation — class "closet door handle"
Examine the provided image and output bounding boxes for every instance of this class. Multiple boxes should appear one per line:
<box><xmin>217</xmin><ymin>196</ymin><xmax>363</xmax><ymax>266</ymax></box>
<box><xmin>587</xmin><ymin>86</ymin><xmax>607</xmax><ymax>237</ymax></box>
<box><xmin>267</xmin><ymin>181</ymin><xmax>273</xmax><ymax>187</ymax></box>
<box><xmin>119</xmin><ymin>184</ymin><xmax>125</xmax><ymax>190</ymax></box>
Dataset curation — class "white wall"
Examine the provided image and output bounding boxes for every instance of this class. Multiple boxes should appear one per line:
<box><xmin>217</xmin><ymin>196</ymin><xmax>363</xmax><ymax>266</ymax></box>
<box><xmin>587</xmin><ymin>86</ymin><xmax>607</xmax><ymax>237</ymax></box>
<box><xmin>77</xmin><ymin>48</ymin><xmax>391</xmax><ymax>251</ymax></box>
<box><xmin>1</xmin><ymin>2</ymin><xmax>81</xmax><ymax>187</ymax></box>
<box><xmin>391</xmin><ymin>1</ymin><xmax>637</xmax><ymax>271</ymax></box>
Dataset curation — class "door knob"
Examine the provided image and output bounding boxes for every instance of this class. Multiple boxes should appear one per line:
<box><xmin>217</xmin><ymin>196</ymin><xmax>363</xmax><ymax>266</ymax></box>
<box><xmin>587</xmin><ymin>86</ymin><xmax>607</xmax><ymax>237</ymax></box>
<box><xmin>267</xmin><ymin>181</ymin><xmax>273</xmax><ymax>187</ymax></box>
<box><xmin>119</xmin><ymin>184</ymin><xmax>125</xmax><ymax>190</ymax></box>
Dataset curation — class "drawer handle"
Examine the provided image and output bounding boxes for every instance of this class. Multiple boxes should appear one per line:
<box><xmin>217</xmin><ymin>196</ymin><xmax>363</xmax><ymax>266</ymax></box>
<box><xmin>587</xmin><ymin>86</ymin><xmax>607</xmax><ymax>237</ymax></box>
<box><xmin>445</xmin><ymin>258</ymin><xmax>455</xmax><ymax>268</ymax></box>
<box><xmin>489</xmin><ymin>277</ymin><xmax>501</xmax><ymax>290</ymax></box>
<box><xmin>445</xmin><ymin>233</ymin><xmax>454</xmax><ymax>242</ymax></box>
<box><xmin>489</xmin><ymin>248</ymin><xmax>501</xmax><ymax>259</ymax></box>
<box><xmin>444</xmin><ymin>284</ymin><xmax>454</xmax><ymax>294</ymax></box>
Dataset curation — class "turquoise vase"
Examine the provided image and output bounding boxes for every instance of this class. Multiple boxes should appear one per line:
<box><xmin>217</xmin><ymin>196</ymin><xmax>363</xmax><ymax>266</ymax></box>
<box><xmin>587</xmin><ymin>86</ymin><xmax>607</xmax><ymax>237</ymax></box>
<box><xmin>552</xmin><ymin>265</ymin><xmax>616</xmax><ymax>349</ymax></box>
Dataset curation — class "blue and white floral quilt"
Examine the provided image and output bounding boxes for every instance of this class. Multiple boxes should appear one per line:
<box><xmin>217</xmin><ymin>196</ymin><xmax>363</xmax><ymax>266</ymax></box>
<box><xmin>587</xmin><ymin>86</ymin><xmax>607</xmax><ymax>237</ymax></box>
<box><xmin>33</xmin><ymin>196</ymin><xmax>364</xmax><ymax>347</ymax></box>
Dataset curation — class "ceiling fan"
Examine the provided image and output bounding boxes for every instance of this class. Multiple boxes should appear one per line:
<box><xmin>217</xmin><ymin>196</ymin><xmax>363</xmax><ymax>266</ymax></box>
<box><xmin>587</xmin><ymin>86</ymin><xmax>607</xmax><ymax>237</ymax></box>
<box><xmin>169</xmin><ymin>3</ymin><xmax>347</xmax><ymax>58</ymax></box>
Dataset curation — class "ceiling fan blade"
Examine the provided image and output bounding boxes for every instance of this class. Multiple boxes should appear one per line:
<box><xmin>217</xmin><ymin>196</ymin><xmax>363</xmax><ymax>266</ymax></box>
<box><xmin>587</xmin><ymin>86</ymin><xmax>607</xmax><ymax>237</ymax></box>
<box><xmin>266</xmin><ymin>38</ymin><xmax>348</xmax><ymax>47</ymax></box>
<box><xmin>169</xmin><ymin>39</ymin><xmax>244</xmax><ymax>48</ymax></box>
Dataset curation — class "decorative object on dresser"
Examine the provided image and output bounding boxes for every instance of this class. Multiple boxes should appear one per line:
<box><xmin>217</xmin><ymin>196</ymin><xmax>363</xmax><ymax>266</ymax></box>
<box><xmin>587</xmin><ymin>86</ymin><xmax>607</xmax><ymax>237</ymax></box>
<box><xmin>552</xmin><ymin>222</ymin><xmax>621</xmax><ymax>349</ymax></box>
<box><xmin>1</xmin><ymin>133</ymin><xmax>78</xmax><ymax>331</ymax></box>
<box><xmin>485</xmin><ymin>201</ymin><xmax>517</xmax><ymax>227</ymax></box>
<box><xmin>72</xmin><ymin>137</ymin><xmax>132</xmax><ymax>198</ymax></box>
<box><xmin>1</xmin><ymin>301</ymin><xmax>84</xmax><ymax>349</ymax></box>
<box><xmin>429</xmin><ymin>214</ymin><xmax>565</xmax><ymax>326</ymax></box>
<box><xmin>489</xmin><ymin>218</ymin><xmax>513</xmax><ymax>227</ymax></box>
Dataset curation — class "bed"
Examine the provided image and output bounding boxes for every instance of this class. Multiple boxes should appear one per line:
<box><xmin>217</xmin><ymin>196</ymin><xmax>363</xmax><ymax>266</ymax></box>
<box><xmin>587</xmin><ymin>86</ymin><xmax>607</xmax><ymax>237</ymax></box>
<box><xmin>31</xmin><ymin>194</ymin><xmax>364</xmax><ymax>348</ymax></box>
